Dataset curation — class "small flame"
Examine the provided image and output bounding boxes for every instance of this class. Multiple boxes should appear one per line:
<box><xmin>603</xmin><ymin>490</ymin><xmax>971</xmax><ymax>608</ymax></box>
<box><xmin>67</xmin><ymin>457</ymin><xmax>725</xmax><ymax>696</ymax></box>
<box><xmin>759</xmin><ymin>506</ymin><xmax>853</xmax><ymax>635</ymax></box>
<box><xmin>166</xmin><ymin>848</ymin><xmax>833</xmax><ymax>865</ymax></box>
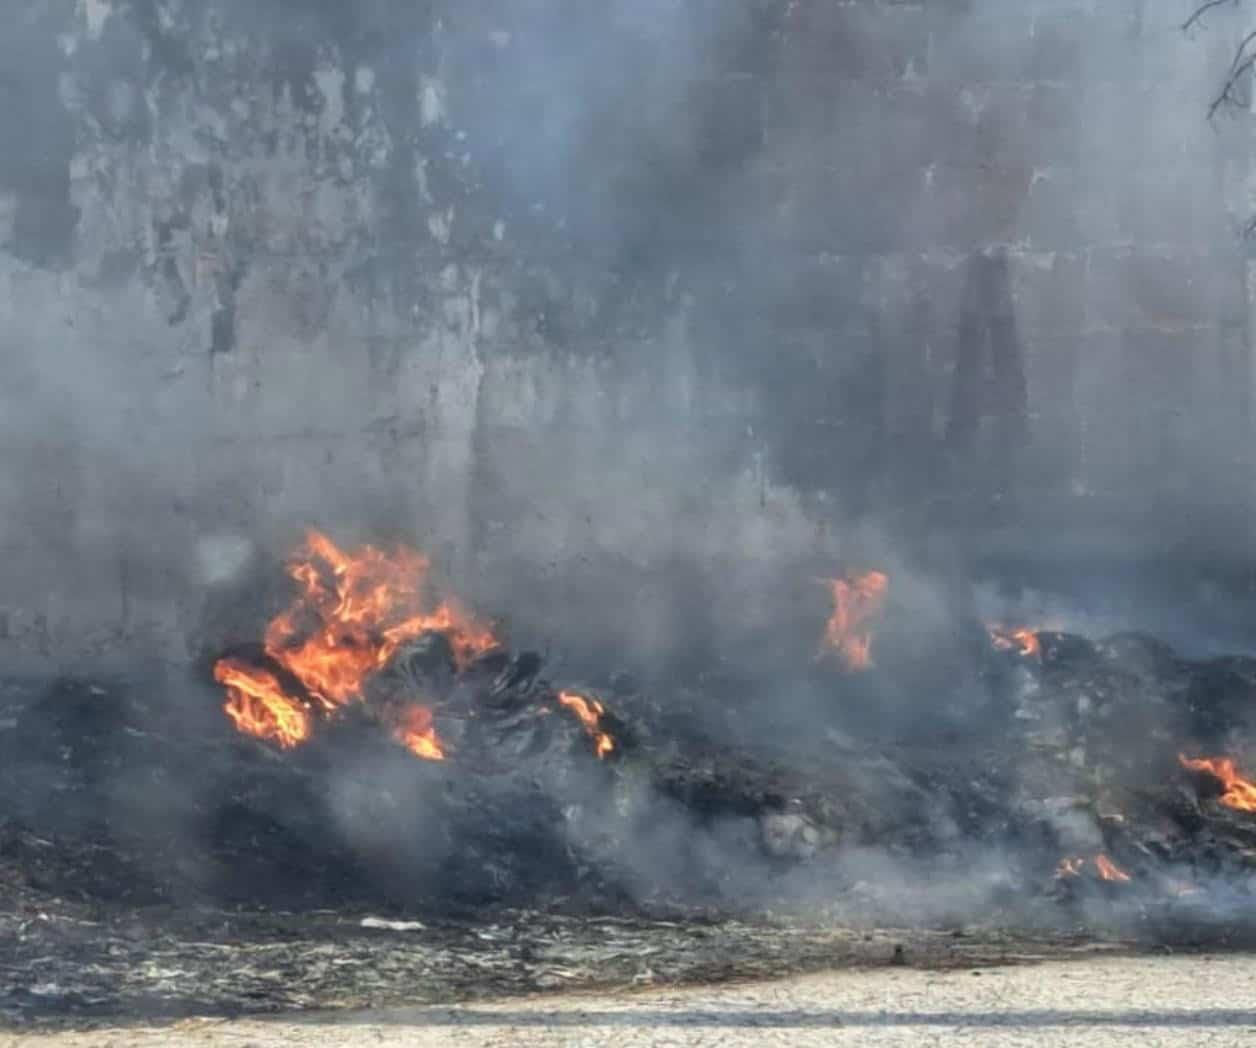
<box><xmin>1055</xmin><ymin>854</ymin><xmax>1131</xmax><ymax>883</ymax></box>
<box><xmin>819</xmin><ymin>571</ymin><xmax>888</xmax><ymax>671</ymax></box>
<box><xmin>558</xmin><ymin>691</ymin><xmax>615</xmax><ymax>759</ymax></box>
<box><xmin>1055</xmin><ymin>856</ymin><xmax>1085</xmax><ymax>880</ymax></box>
<box><xmin>215</xmin><ymin>658</ymin><xmax>312</xmax><ymax>749</ymax></box>
<box><xmin>1178</xmin><ymin>754</ymin><xmax>1256</xmax><ymax>812</ymax></box>
<box><xmin>1095</xmin><ymin>854</ymin><xmax>1131</xmax><ymax>883</ymax></box>
<box><xmin>987</xmin><ymin>624</ymin><xmax>1041</xmax><ymax>659</ymax></box>
<box><xmin>392</xmin><ymin>704</ymin><xmax>446</xmax><ymax>762</ymax></box>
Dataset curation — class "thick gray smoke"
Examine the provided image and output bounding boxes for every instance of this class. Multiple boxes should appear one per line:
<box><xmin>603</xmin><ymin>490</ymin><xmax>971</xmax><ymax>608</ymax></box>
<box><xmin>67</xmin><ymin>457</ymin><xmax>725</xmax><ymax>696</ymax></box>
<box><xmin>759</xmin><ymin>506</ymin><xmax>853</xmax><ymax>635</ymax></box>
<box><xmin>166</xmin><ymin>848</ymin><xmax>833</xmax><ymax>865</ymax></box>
<box><xmin>0</xmin><ymin>3</ymin><xmax>1241</xmax><ymax>670</ymax></box>
<box><xmin>0</xmin><ymin>0</ymin><xmax>1249</xmax><ymax>679</ymax></box>
<box><xmin>5</xmin><ymin>1</ymin><xmax>1256</xmax><ymax>931</ymax></box>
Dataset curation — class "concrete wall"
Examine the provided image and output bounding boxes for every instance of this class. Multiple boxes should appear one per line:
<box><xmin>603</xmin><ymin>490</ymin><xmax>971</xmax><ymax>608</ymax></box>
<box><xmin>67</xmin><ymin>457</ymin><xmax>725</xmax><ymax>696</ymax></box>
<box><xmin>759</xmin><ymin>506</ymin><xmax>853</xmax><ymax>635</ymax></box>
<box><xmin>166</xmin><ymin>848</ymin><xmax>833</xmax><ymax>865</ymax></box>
<box><xmin>0</xmin><ymin>0</ymin><xmax>1251</xmax><ymax>668</ymax></box>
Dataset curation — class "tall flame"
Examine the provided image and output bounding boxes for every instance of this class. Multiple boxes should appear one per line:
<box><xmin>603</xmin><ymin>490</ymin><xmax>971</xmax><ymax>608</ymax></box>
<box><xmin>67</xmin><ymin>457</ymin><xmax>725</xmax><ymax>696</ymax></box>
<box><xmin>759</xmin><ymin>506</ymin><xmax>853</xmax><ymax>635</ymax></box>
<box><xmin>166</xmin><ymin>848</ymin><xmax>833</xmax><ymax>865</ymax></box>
<box><xmin>265</xmin><ymin>529</ymin><xmax>496</xmax><ymax>706</ymax></box>
<box><xmin>987</xmin><ymin>624</ymin><xmax>1041</xmax><ymax>659</ymax></box>
<box><xmin>215</xmin><ymin>530</ymin><xmax>497</xmax><ymax>758</ymax></box>
<box><xmin>819</xmin><ymin>571</ymin><xmax>888</xmax><ymax>671</ymax></box>
<box><xmin>1179</xmin><ymin>754</ymin><xmax>1256</xmax><ymax>812</ymax></box>
<box><xmin>558</xmin><ymin>691</ymin><xmax>615</xmax><ymax>759</ymax></box>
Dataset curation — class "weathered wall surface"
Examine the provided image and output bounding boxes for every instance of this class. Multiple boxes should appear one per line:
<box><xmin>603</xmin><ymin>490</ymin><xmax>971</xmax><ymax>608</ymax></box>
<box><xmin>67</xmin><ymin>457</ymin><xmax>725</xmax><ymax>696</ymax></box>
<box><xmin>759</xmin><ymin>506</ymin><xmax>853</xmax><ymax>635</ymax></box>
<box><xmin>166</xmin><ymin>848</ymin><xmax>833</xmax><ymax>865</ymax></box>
<box><xmin>0</xmin><ymin>0</ymin><xmax>1250</xmax><ymax>668</ymax></box>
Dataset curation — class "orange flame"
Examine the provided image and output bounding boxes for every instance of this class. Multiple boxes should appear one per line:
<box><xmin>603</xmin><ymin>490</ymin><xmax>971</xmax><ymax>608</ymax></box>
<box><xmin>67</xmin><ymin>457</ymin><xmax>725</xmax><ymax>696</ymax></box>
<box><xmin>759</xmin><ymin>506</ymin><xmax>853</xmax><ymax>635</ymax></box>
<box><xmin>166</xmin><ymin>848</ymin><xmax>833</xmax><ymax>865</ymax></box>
<box><xmin>264</xmin><ymin>530</ymin><xmax>496</xmax><ymax>707</ymax></box>
<box><xmin>819</xmin><ymin>571</ymin><xmax>888</xmax><ymax>671</ymax></box>
<box><xmin>216</xmin><ymin>658</ymin><xmax>312</xmax><ymax>749</ymax></box>
<box><xmin>215</xmin><ymin>530</ymin><xmax>496</xmax><ymax>757</ymax></box>
<box><xmin>1178</xmin><ymin>754</ymin><xmax>1256</xmax><ymax>812</ymax></box>
<box><xmin>987</xmin><ymin>624</ymin><xmax>1041</xmax><ymax>659</ymax></box>
<box><xmin>558</xmin><ymin>691</ymin><xmax>615</xmax><ymax>759</ymax></box>
<box><xmin>393</xmin><ymin>704</ymin><xmax>446</xmax><ymax>762</ymax></box>
<box><xmin>1055</xmin><ymin>854</ymin><xmax>1131</xmax><ymax>883</ymax></box>
<box><xmin>1095</xmin><ymin>854</ymin><xmax>1132</xmax><ymax>883</ymax></box>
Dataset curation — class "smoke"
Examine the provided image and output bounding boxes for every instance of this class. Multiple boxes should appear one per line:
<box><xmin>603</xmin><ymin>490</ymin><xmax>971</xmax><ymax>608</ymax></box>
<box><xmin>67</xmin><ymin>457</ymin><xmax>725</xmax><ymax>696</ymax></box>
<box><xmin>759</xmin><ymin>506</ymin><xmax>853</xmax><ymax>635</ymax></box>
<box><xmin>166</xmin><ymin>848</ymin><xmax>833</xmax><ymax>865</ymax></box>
<box><xmin>4</xmin><ymin>0</ymin><xmax>1256</xmax><ymax>940</ymax></box>
<box><xmin>446</xmin><ymin>0</ymin><xmax>1256</xmax><ymax>684</ymax></box>
<box><xmin>0</xmin><ymin>0</ymin><xmax>1246</xmax><ymax>674</ymax></box>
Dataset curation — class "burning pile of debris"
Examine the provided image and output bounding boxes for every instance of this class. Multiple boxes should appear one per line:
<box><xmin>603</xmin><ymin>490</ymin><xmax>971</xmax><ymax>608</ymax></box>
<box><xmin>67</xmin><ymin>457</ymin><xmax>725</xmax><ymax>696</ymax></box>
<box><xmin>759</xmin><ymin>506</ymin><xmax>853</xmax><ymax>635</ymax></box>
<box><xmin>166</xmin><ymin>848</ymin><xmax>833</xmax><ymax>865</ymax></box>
<box><xmin>987</xmin><ymin>624</ymin><xmax>1256</xmax><ymax>910</ymax></box>
<box><xmin>6</xmin><ymin>534</ymin><xmax>1256</xmax><ymax>964</ymax></box>
<box><xmin>212</xmin><ymin>530</ymin><xmax>618</xmax><ymax>767</ymax></box>
<box><xmin>0</xmin><ymin>531</ymin><xmax>641</xmax><ymax>916</ymax></box>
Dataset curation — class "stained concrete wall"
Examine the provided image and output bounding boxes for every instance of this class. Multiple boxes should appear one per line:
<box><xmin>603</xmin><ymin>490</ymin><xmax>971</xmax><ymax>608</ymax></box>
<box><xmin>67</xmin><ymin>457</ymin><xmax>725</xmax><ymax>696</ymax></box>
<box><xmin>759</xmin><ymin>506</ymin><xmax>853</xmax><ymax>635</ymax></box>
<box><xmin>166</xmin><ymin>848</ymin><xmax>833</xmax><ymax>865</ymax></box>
<box><xmin>0</xmin><ymin>1</ymin><xmax>1251</xmax><ymax>668</ymax></box>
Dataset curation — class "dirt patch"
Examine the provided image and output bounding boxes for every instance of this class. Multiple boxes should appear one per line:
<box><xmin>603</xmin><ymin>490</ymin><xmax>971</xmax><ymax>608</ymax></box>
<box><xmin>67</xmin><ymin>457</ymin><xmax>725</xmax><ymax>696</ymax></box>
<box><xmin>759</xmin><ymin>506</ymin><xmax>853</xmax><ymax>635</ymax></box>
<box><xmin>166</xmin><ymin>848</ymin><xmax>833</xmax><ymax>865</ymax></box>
<box><xmin>7</xmin><ymin>952</ymin><xmax>1255</xmax><ymax>1047</ymax></box>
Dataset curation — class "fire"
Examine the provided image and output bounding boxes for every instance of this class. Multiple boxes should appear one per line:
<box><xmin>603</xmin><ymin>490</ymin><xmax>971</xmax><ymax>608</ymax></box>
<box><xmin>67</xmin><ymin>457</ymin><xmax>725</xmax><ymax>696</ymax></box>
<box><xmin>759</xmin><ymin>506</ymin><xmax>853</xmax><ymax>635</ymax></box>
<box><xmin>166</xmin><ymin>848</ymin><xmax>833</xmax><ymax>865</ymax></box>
<box><xmin>819</xmin><ymin>571</ymin><xmax>889</xmax><ymax>671</ymax></box>
<box><xmin>1094</xmin><ymin>854</ymin><xmax>1132</xmax><ymax>883</ymax></box>
<box><xmin>987</xmin><ymin>624</ymin><xmax>1041</xmax><ymax>659</ymax></box>
<box><xmin>1055</xmin><ymin>854</ymin><xmax>1131</xmax><ymax>883</ymax></box>
<box><xmin>1178</xmin><ymin>754</ymin><xmax>1256</xmax><ymax>812</ymax></box>
<box><xmin>1054</xmin><ymin>856</ymin><xmax>1085</xmax><ymax>879</ymax></box>
<box><xmin>393</xmin><ymin>704</ymin><xmax>446</xmax><ymax>762</ymax></box>
<box><xmin>215</xmin><ymin>530</ymin><xmax>497</xmax><ymax>758</ymax></box>
<box><xmin>264</xmin><ymin>530</ymin><xmax>496</xmax><ymax>706</ymax></box>
<box><xmin>216</xmin><ymin>658</ymin><xmax>312</xmax><ymax>749</ymax></box>
<box><xmin>558</xmin><ymin>691</ymin><xmax>615</xmax><ymax>759</ymax></box>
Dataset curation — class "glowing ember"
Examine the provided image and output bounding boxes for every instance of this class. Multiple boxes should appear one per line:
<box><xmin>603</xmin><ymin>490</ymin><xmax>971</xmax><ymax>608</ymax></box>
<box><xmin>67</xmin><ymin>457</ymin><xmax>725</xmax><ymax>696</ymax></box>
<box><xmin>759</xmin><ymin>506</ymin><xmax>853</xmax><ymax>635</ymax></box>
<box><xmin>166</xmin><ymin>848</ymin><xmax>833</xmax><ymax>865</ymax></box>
<box><xmin>819</xmin><ymin>571</ymin><xmax>889</xmax><ymax>671</ymax></box>
<box><xmin>216</xmin><ymin>658</ymin><xmax>311</xmax><ymax>749</ymax></box>
<box><xmin>1095</xmin><ymin>854</ymin><xmax>1131</xmax><ymax>883</ymax></box>
<box><xmin>393</xmin><ymin>704</ymin><xmax>446</xmax><ymax>762</ymax></box>
<box><xmin>1054</xmin><ymin>856</ymin><xmax>1085</xmax><ymax>880</ymax></box>
<box><xmin>215</xmin><ymin>530</ymin><xmax>497</xmax><ymax>755</ymax></box>
<box><xmin>558</xmin><ymin>691</ymin><xmax>615</xmax><ymax>759</ymax></box>
<box><xmin>987</xmin><ymin>624</ymin><xmax>1041</xmax><ymax>659</ymax></box>
<box><xmin>1178</xmin><ymin>754</ymin><xmax>1256</xmax><ymax>812</ymax></box>
<box><xmin>1055</xmin><ymin>854</ymin><xmax>1131</xmax><ymax>883</ymax></box>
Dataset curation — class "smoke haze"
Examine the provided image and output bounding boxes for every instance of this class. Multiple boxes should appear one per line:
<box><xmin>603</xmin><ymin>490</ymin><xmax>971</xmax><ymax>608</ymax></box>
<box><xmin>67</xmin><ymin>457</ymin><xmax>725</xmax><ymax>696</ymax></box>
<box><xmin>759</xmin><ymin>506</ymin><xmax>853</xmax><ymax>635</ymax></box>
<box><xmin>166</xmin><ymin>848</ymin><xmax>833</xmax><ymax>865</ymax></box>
<box><xmin>0</xmin><ymin>3</ymin><xmax>1248</xmax><ymax>678</ymax></box>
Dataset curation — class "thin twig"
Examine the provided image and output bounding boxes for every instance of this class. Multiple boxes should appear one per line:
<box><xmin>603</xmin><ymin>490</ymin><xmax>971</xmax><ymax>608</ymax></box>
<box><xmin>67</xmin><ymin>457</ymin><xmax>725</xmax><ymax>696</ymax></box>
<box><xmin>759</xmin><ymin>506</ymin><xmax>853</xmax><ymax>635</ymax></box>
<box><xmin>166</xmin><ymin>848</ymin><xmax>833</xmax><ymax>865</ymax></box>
<box><xmin>1200</xmin><ymin>21</ymin><xmax>1256</xmax><ymax>116</ymax></box>
<box><xmin>1184</xmin><ymin>0</ymin><xmax>1241</xmax><ymax>33</ymax></box>
<box><xmin>1209</xmin><ymin>50</ymin><xmax>1256</xmax><ymax>116</ymax></box>
<box><xmin>1228</xmin><ymin>27</ymin><xmax>1256</xmax><ymax>71</ymax></box>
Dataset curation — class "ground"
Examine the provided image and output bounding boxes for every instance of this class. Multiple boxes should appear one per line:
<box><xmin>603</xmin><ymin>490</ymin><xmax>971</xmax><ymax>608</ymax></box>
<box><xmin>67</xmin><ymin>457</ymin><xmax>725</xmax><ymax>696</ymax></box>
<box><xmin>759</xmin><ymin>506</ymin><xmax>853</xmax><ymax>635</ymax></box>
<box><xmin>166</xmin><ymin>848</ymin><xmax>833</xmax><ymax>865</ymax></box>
<box><xmin>6</xmin><ymin>953</ymin><xmax>1256</xmax><ymax>1047</ymax></box>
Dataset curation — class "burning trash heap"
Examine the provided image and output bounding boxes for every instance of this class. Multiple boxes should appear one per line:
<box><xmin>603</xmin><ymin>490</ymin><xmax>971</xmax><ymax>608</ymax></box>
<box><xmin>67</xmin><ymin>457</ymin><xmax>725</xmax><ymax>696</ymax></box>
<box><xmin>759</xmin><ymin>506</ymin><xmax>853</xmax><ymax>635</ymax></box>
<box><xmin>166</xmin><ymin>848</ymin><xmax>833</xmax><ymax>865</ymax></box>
<box><xmin>213</xmin><ymin>530</ymin><xmax>615</xmax><ymax>764</ymax></box>
<box><xmin>6</xmin><ymin>532</ymin><xmax>1256</xmax><ymax>936</ymax></box>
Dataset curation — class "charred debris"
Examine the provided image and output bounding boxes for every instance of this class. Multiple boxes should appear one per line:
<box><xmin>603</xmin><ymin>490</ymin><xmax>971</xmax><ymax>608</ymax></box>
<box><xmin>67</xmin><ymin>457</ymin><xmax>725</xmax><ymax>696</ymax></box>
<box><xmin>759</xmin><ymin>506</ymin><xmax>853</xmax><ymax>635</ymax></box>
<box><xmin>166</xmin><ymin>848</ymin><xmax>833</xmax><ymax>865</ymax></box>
<box><xmin>6</xmin><ymin>533</ymin><xmax>1256</xmax><ymax>1018</ymax></box>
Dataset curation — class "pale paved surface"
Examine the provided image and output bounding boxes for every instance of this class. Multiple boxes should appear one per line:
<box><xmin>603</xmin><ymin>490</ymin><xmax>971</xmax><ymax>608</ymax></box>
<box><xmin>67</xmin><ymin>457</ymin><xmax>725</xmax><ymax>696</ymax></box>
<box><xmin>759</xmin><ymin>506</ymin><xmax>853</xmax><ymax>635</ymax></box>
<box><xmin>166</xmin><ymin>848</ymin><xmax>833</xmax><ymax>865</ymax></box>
<box><xmin>7</xmin><ymin>955</ymin><xmax>1256</xmax><ymax>1047</ymax></box>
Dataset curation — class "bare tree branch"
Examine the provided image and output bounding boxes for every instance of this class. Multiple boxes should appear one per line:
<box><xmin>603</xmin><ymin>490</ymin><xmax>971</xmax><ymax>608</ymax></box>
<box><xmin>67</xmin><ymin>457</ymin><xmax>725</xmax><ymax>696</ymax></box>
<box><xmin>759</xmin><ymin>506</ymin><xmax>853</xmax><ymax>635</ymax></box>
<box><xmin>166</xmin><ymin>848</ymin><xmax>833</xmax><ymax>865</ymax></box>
<box><xmin>1227</xmin><ymin>26</ymin><xmax>1256</xmax><ymax>72</ymax></box>
<box><xmin>1185</xmin><ymin>5</ymin><xmax>1256</xmax><ymax>116</ymax></box>
<box><xmin>1184</xmin><ymin>0</ymin><xmax>1241</xmax><ymax>34</ymax></box>
<box><xmin>1207</xmin><ymin>27</ymin><xmax>1256</xmax><ymax>116</ymax></box>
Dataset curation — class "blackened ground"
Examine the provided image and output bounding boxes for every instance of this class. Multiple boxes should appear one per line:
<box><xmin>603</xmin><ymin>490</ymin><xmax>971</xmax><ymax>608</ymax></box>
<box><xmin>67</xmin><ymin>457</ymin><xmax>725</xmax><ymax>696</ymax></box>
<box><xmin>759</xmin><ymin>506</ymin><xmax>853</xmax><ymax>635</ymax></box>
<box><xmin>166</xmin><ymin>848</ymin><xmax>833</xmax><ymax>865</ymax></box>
<box><xmin>0</xmin><ymin>888</ymin><xmax>1128</xmax><ymax>1027</ymax></box>
<box><xmin>6</xmin><ymin>624</ymin><xmax>1256</xmax><ymax>1022</ymax></box>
